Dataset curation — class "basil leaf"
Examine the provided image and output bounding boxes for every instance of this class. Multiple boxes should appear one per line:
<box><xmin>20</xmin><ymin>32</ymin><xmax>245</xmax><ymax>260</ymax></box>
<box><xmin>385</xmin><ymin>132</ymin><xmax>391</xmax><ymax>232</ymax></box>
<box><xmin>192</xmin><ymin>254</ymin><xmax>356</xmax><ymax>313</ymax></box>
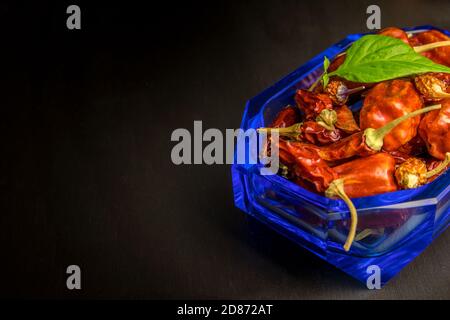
<box><xmin>328</xmin><ymin>34</ymin><xmax>450</xmax><ymax>83</ymax></box>
<box><xmin>322</xmin><ymin>56</ymin><xmax>330</xmax><ymax>88</ymax></box>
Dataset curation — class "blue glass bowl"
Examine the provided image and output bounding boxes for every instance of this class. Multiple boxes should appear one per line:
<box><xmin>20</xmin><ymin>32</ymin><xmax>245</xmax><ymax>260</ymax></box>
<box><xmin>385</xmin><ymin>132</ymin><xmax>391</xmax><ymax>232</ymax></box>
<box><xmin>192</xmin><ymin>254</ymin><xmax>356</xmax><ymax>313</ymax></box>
<box><xmin>232</xmin><ymin>25</ymin><xmax>450</xmax><ymax>286</ymax></box>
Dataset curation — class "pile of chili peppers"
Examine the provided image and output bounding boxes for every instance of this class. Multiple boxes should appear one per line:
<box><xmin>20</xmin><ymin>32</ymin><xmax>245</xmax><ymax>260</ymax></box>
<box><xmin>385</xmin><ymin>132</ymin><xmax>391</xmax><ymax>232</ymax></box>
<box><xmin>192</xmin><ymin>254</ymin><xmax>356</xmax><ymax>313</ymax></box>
<box><xmin>259</xmin><ymin>27</ymin><xmax>450</xmax><ymax>252</ymax></box>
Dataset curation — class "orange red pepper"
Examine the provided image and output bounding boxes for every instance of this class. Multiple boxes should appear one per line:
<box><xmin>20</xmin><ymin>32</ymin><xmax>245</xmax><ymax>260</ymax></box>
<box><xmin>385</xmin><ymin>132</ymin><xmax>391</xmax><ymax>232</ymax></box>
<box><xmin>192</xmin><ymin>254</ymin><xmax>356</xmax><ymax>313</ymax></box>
<box><xmin>360</xmin><ymin>80</ymin><xmax>423</xmax><ymax>151</ymax></box>
<box><xmin>419</xmin><ymin>98</ymin><xmax>450</xmax><ymax>160</ymax></box>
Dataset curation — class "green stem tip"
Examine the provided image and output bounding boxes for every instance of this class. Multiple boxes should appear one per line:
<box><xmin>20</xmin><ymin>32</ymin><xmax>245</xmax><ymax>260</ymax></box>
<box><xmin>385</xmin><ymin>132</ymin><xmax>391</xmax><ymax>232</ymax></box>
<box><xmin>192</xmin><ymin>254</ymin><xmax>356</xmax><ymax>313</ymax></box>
<box><xmin>316</xmin><ymin>109</ymin><xmax>337</xmax><ymax>131</ymax></box>
<box><xmin>257</xmin><ymin>123</ymin><xmax>303</xmax><ymax>137</ymax></box>
<box><xmin>364</xmin><ymin>104</ymin><xmax>442</xmax><ymax>151</ymax></box>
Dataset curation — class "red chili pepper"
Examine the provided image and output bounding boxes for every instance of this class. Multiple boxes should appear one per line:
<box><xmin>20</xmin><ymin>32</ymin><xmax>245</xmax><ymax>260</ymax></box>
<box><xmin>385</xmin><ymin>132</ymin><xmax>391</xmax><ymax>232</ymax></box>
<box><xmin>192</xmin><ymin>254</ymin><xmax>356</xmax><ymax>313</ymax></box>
<box><xmin>334</xmin><ymin>105</ymin><xmax>360</xmax><ymax>134</ymax></box>
<box><xmin>409</xmin><ymin>30</ymin><xmax>450</xmax><ymax>67</ymax></box>
<box><xmin>259</xmin><ymin>121</ymin><xmax>343</xmax><ymax>146</ymax></box>
<box><xmin>328</xmin><ymin>55</ymin><xmax>346</xmax><ymax>73</ymax></box>
<box><xmin>360</xmin><ymin>80</ymin><xmax>424</xmax><ymax>151</ymax></box>
<box><xmin>323</xmin><ymin>79</ymin><xmax>367</xmax><ymax>105</ymax></box>
<box><xmin>325</xmin><ymin>153</ymin><xmax>397</xmax><ymax>251</ymax></box>
<box><xmin>378</xmin><ymin>27</ymin><xmax>411</xmax><ymax>45</ymax></box>
<box><xmin>385</xmin><ymin>150</ymin><xmax>413</xmax><ymax>164</ymax></box>
<box><xmin>264</xmin><ymin>105</ymin><xmax>300</xmax><ymax>172</ymax></box>
<box><xmin>295</xmin><ymin>89</ymin><xmax>333</xmax><ymax>120</ymax></box>
<box><xmin>419</xmin><ymin>98</ymin><xmax>450</xmax><ymax>160</ymax></box>
<box><xmin>397</xmin><ymin>134</ymin><xmax>427</xmax><ymax>156</ymax></box>
<box><xmin>414</xmin><ymin>73</ymin><xmax>450</xmax><ymax>101</ymax></box>
<box><xmin>301</xmin><ymin>121</ymin><xmax>343</xmax><ymax>145</ymax></box>
<box><xmin>331</xmin><ymin>153</ymin><xmax>398</xmax><ymax>198</ymax></box>
<box><xmin>270</xmin><ymin>105</ymin><xmax>300</xmax><ymax>128</ymax></box>
<box><xmin>277</xmin><ymin>139</ymin><xmax>338</xmax><ymax>193</ymax></box>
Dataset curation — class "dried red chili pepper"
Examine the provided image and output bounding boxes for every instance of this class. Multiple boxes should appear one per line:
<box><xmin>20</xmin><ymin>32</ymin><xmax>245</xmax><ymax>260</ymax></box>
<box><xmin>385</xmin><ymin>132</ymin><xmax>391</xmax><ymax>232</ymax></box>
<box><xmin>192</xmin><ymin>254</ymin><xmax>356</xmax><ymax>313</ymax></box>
<box><xmin>325</xmin><ymin>153</ymin><xmax>398</xmax><ymax>251</ymax></box>
<box><xmin>414</xmin><ymin>73</ymin><xmax>450</xmax><ymax>101</ymax></box>
<box><xmin>419</xmin><ymin>99</ymin><xmax>450</xmax><ymax>160</ymax></box>
<box><xmin>409</xmin><ymin>30</ymin><xmax>450</xmax><ymax>67</ymax></box>
<box><xmin>295</xmin><ymin>89</ymin><xmax>333</xmax><ymax>121</ymax></box>
<box><xmin>328</xmin><ymin>55</ymin><xmax>346</xmax><ymax>73</ymax></box>
<box><xmin>385</xmin><ymin>150</ymin><xmax>412</xmax><ymax>164</ymax></box>
<box><xmin>264</xmin><ymin>105</ymin><xmax>300</xmax><ymax>171</ymax></box>
<box><xmin>270</xmin><ymin>105</ymin><xmax>300</xmax><ymax>128</ymax></box>
<box><xmin>277</xmin><ymin>139</ymin><xmax>338</xmax><ymax>193</ymax></box>
<box><xmin>323</xmin><ymin>79</ymin><xmax>366</xmax><ymax>105</ymax></box>
<box><xmin>360</xmin><ymin>80</ymin><xmax>424</xmax><ymax>151</ymax></box>
<box><xmin>301</xmin><ymin>121</ymin><xmax>343</xmax><ymax>145</ymax></box>
<box><xmin>259</xmin><ymin>121</ymin><xmax>343</xmax><ymax>146</ymax></box>
<box><xmin>395</xmin><ymin>153</ymin><xmax>450</xmax><ymax>189</ymax></box>
<box><xmin>312</xmin><ymin>104</ymin><xmax>441</xmax><ymax>161</ymax></box>
<box><xmin>378</xmin><ymin>27</ymin><xmax>411</xmax><ymax>45</ymax></box>
<box><xmin>330</xmin><ymin>153</ymin><xmax>398</xmax><ymax>198</ymax></box>
<box><xmin>334</xmin><ymin>105</ymin><xmax>360</xmax><ymax>134</ymax></box>
<box><xmin>397</xmin><ymin>134</ymin><xmax>427</xmax><ymax>156</ymax></box>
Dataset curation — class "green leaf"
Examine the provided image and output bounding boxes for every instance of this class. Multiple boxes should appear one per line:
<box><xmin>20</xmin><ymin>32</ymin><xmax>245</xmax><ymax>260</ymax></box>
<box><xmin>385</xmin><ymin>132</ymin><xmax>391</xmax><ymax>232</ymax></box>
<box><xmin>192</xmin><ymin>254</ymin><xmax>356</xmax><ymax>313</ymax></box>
<box><xmin>322</xmin><ymin>56</ymin><xmax>330</xmax><ymax>88</ymax></box>
<box><xmin>328</xmin><ymin>34</ymin><xmax>450</xmax><ymax>83</ymax></box>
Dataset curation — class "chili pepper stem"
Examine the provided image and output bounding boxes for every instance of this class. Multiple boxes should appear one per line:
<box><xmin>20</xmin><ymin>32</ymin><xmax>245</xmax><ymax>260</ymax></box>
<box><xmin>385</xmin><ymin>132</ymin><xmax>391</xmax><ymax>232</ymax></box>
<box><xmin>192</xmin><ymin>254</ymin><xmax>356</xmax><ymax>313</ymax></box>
<box><xmin>325</xmin><ymin>179</ymin><xmax>357</xmax><ymax>252</ymax></box>
<box><xmin>426</xmin><ymin>152</ymin><xmax>450</xmax><ymax>178</ymax></box>
<box><xmin>257</xmin><ymin>123</ymin><xmax>302</xmax><ymax>135</ymax></box>
<box><xmin>437</xmin><ymin>92</ymin><xmax>450</xmax><ymax>98</ymax></box>
<box><xmin>355</xmin><ymin>228</ymin><xmax>384</xmax><ymax>241</ymax></box>
<box><xmin>346</xmin><ymin>86</ymin><xmax>366</xmax><ymax>95</ymax></box>
<box><xmin>308</xmin><ymin>76</ymin><xmax>322</xmax><ymax>92</ymax></box>
<box><xmin>364</xmin><ymin>104</ymin><xmax>442</xmax><ymax>151</ymax></box>
<box><xmin>414</xmin><ymin>40</ymin><xmax>450</xmax><ymax>53</ymax></box>
<box><xmin>316</xmin><ymin>109</ymin><xmax>337</xmax><ymax>131</ymax></box>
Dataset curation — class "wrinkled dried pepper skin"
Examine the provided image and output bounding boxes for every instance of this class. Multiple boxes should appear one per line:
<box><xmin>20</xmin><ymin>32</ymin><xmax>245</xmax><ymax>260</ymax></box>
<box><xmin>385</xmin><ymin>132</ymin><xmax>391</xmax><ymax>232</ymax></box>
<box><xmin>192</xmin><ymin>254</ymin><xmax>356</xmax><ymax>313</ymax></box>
<box><xmin>386</xmin><ymin>150</ymin><xmax>413</xmax><ymax>164</ymax></box>
<box><xmin>360</xmin><ymin>80</ymin><xmax>423</xmax><ymax>151</ymax></box>
<box><xmin>314</xmin><ymin>131</ymin><xmax>375</xmax><ymax>161</ymax></box>
<box><xmin>397</xmin><ymin>134</ymin><xmax>427</xmax><ymax>156</ymax></box>
<box><xmin>334</xmin><ymin>105</ymin><xmax>360</xmax><ymax>134</ymax></box>
<box><xmin>301</xmin><ymin>121</ymin><xmax>343</xmax><ymax>145</ymax></box>
<box><xmin>332</xmin><ymin>153</ymin><xmax>398</xmax><ymax>198</ymax></box>
<box><xmin>409</xmin><ymin>30</ymin><xmax>450</xmax><ymax>67</ymax></box>
<box><xmin>414</xmin><ymin>73</ymin><xmax>450</xmax><ymax>101</ymax></box>
<box><xmin>265</xmin><ymin>106</ymin><xmax>300</xmax><ymax>170</ymax></box>
<box><xmin>419</xmin><ymin>98</ymin><xmax>450</xmax><ymax>160</ymax></box>
<box><xmin>295</xmin><ymin>89</ymin><xmax>333</xmax><ymax>120</ymax></box>
<box><xmin>270</xmin><ymin>105</ymin><xmax>300</xmax><ymax>128</ymax></box>
<box><xmin>278</xmin><ymin>140</ymin><xmax>338</xmax><ymax>192</ymax></box>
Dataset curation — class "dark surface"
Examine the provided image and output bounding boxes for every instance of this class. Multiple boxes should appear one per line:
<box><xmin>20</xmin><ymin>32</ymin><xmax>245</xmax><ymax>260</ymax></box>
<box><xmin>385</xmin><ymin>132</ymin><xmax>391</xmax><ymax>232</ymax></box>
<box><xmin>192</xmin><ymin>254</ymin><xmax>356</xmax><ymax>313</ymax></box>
<box><xmin>1</xmin><ymin>0</ymin><xmax>449</xmax><ymax>299</ymax></box>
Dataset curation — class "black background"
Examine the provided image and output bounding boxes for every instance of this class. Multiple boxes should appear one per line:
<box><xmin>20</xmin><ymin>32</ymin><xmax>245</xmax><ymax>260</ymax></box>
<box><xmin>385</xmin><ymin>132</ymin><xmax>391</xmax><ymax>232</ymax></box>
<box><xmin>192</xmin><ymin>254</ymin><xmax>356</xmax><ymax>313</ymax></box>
<box><xmin>1</xmin><ymin>0</ymin><xmax>449</xmax><ymax>299</ymax></box>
